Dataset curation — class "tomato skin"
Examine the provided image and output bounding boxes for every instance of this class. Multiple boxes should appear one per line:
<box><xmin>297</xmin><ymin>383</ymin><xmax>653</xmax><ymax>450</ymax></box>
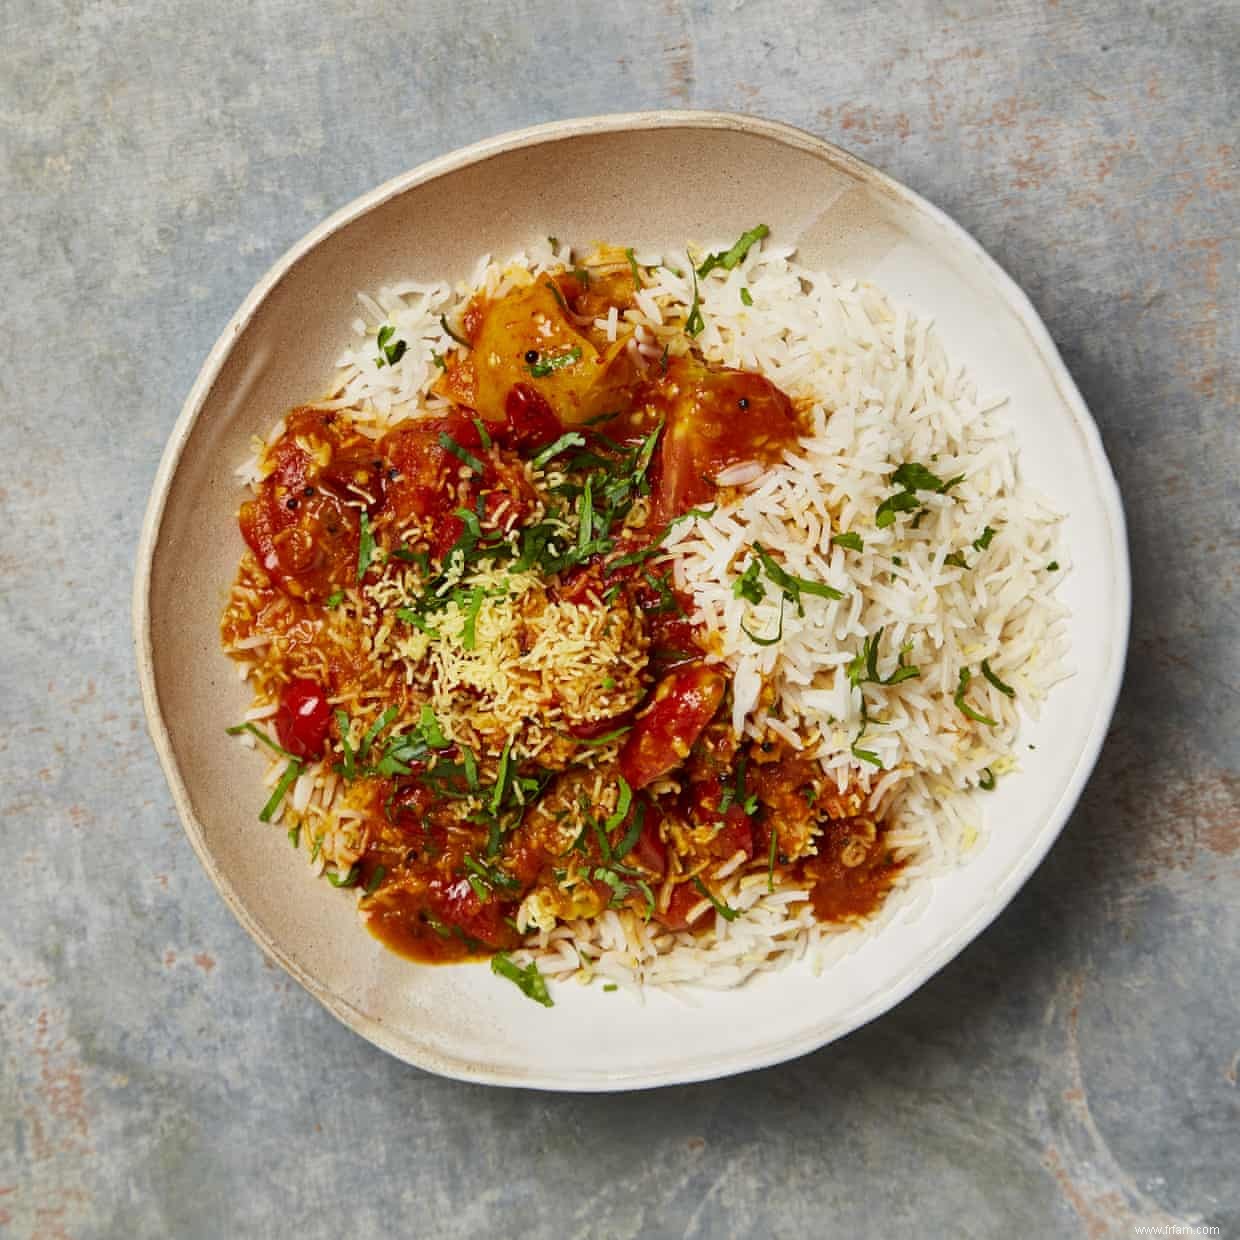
<box><xmin>657</xmin><ymin>881</ymin><xmax>710</xmax><ymax>931</ymax></box>
<box><xmin>380</xmin><ymin>412</ymin><xmax>485</xmax><ymax>527</ymax></box>
<box><xmin>619</xmin><ymin>664</ymin><xmax>726</xmax><ymax>790</ymax></box>
<box><xmin>425</xmin><ymin>875</ymin><xmax>507</xmax><ymax>947</ymax></box>
<box><xmin>632</xmin><ymin>810</ymin><xmax>668</xmax><ymax>877</ymax></box>
<box><xmin>502</xmin><ymin>383</ymin><xmax>563</xmax><ymax>453</ymax></box>
<box><xmin>274</xmin><ymin>679</ymin><xmax>332</xmax><ymax>759</ymax></box>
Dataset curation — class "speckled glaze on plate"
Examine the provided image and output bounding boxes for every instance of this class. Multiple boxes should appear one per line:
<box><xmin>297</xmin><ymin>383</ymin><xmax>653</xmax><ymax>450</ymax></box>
<box><xmin>133</xmin><ymin>112</ymin><xmax>1129</xmax><ymax>1091</ymax></box>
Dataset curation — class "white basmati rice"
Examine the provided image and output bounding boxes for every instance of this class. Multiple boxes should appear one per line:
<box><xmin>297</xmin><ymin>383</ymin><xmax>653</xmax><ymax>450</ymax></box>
<box><xmin>255</xmin><ymin>234</ymin><xmax>1070</xmax><ymax>995</ymax></box>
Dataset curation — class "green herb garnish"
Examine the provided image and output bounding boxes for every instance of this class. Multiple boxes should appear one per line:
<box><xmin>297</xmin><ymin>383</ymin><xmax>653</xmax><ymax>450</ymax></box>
<box><xmin>740</xmin><ymin>287</ymin><xmax>753</xmax><ymax>307</ymax></box>
<box><xmin>527</xmin><ymin>346</ymin><xmax>582</xmax><ymax>378</ymax></box>
<box><xmin>685</xmin><ymin>267</ymin><xmax>705</xmax><ymax>337</ymax></box>
<box><xmin>741</xmin><ymin>595</ymin><xmax>785</xmax><ymax>646</ymax></box>
<box><xmin>981</xmin><ymin>659</ymin><xmax>1016</xmax><ymax>698</ymax></box>
<box><xmin>625</xmin><ymin>246</ymin><xmax>642</xmax><ymax>285</ymax></box>
<box><xmin>333</xmin><ymin>709</ymin><xmax>356</xmax><ymax>780</ymax></box>
<box><xmin>851</xmin><ymin>740</ymin><xmax>883</xmax><ymax>768</ymax></box>
<box><xmin>288</xmin><ymin>824</ymin><xmax>301</xmax><ymax>849</ymax></box>
<box><xmin>491</xmin><ymin>953</ymin><xmax>554</xmax><ymax>1007</ymax></box>
<box><xmin>831</xmin><ymin>531</ymin><xmax>864</xmax><ymax>551</ymax></box>
<box><xmin>357</xmin><ymin>512</ymin><xmax>375</xmax><ymax>581</ymax></box>
<box><xmin>438</xmin><ymin>432</ymin><xmax>485</xmax><ymax>475</ymax></box>
<box><xmin>326</xmin><ymin>864</ymin><xmax>360</xmax><ymax>888</ymax></box>
<box><xmin>979</xmin><ymin>767</ymin><xmax>997</xmax><ymax>791</ymax></box>
<box><xmin>944</xmin><ymin>551</ymin><xmax>969</xmax><ymax>569</ymax></box>
<box><xmin>733</xmin><ymin>557</ymin><xmax>766</xmax><ymax>604</ymax></box>
<box><xmin>752</xmin><ymin>542</ymin><xmax>843</xmax><ymax>613</ymax></box>
<box><xmin>363</xmin><ymin>865</ymin><xmax>387</xmax><ymax>896</ymax></box>
<box><xmin>530</xmin><ymin>431</ymin><xmax>586</xmax><ymax>470</ymax></box>
<box><xmin>226</xmin><ymin>722</ymin><xmax>297</xmax><ymax>760</ymax></box>
<box><xmin>954</xmin><ymin>667</ymin><xmax>998</xmax><ymax>727</ymax></box>
<box><xmin>767</xmin><ymin>826</ymin><xmax>778</xmax><ymax>891</ymax></box>
<box><xmin>375</xmin><ymin>324</ymin><xmax>407</xmax><ymax>368</ymax></box>
<box><xmin>1047</xmin><ymin>561</ymin><xmax>1060</xmax><ymax>572</ymax></box>
<box><xmin>696</xmin><ymin>224</ymin><xmax>770</xmax><ymax>278</ymax></box>
<box><xmin>973</xmin><ymin>526</ymin><xmax>997</xmax><ymax>552</ymax></box>
<box><xmin>847</xmin><ymin>627</ymin><xmax>919</xmax><ymax>687</ymax></box>
<box><xmin>259</xmin><ymin>753</ymin><xmax>302</xmax><ymax>823</ymax></box>
<box><xmin>692</xmin><ymin>877</ymin><xmax>740</xmax><ymax>921</ymax></box>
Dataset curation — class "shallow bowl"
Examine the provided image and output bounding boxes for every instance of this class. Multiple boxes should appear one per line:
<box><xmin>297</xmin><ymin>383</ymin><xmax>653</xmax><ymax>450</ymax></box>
<box><xmin>134</xmin><ymin>111</ymin><xmax>1129</xmax><ymax>1090</ymax></box>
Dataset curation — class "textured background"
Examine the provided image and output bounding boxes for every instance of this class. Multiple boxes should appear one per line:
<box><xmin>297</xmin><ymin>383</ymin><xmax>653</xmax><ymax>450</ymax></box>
<box><xmin>1</xmin><ymin>1</ymin><xmax>1236</xmax><ymax>1236</ymax></box>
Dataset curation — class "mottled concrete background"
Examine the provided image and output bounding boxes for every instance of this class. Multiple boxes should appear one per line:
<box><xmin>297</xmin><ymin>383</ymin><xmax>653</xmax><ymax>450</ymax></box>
<box><xmin>1</xmin><ymin>0</ymin><xmax>1236</xmax><ymax>1236</ymax></box>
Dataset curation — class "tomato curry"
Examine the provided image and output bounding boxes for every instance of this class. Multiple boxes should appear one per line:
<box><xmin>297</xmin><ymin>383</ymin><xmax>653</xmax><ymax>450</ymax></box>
<box><xmin>222</xmin><ymin>249</ymin><xmax>901</xmax><ymax>969</ymax></box>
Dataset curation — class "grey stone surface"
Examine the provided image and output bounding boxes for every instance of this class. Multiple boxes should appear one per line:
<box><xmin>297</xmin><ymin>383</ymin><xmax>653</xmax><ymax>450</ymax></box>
<box><xmin>1</xmin><ymin>0</ymin><xmax>1236</xmax><ymax>1235</ymax></box>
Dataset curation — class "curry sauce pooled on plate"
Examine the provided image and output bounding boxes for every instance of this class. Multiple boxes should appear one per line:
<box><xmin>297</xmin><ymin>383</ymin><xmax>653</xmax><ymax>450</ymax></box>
<box><xmin>222</xmin><ymin>229</ymin><xmax>1068</xmax><ymax>1004</ymax></box>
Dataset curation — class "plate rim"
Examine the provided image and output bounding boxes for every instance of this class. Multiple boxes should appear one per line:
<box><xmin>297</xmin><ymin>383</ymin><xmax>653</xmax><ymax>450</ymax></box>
<box><xmin>132</xmin><ymin>109</ymin><xmax>1131</xmax><ymax>1091</ymax></box>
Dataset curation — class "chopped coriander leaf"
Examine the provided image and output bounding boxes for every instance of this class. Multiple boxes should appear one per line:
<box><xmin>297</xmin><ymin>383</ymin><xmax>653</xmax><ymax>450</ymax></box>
<box><xmin>603</xmin><ymin>983</ymin><xmax>619</xmax><ymax>993</ymax></box>
<box><xmin>891</xmin><ymin>556</ymin><xmax>903</xmax><ymax>566</ymax></box>
<box><xmin>954</xmin><ymin>667</ymin><xmax>998</xmax><ymax>727</ymax></box>
<box><xmin>576</xmin><ymin>726</ymin><xmax>632</xmax><ymax>747</ymax></box>
<box><xmin>973</xmin><ymin>525</ymin><xmax>998</xmax><ymax>552</ymax></box>
<box><xmin>461</xmin><ymin>745</ymin><xmax>479</xmax><ymax>791</ymax></box>
<box><xmin>741</xmin><ymin>595</ymin><xmax>785</xmax><ymax>646</ymax></box>
<box><xmin>418</xmin><ymin>704</ymin><xmax>450</xmax><ymax>748</ymax></box>
<box><xmin>491</xmin><ymin>953</ymin><xmax>554</xmax><ymax>1007</ymax></box>
<box><xmin>439</xmin><ymin>314</ymin><xmax>469</xmax><ymax>347</ymax></box>
<box><xmin>547</xmin><ymin>235</ymin><xmax>559</xmax><ymax>249</ymax></box>
<box><xmin>572</xmin><ymin>266</ymin><xmax>590</xmax><ymax>286</ymax></box>
<box><xmin>530</xmin><ymin>431</ymin><xmax>586</xmax><ymax>470</ymax></box>
<box><xmin>326</xmin><ymin>863</ymin><xmax>360</xmax><ymax>888</ymax></box>
<box><xmin>288</xmin><ymin>824</ymin><xmax>301</xmax><ymax>849</ymax></box>
<box><xmin>1047</xmin><ymin>560</ymin><xmax>1060</xmax><ymax>571</ymax></box>
<box><xmin>358</xmin><ymin>705</ymin><xmax>398</xmax><ymax>761</ymax></box>
<box><xmin>891</xmin><ymin>462</ymin><xmax>946</xmax><ymax>492</ymax></box>
<box><xmin>767</xmin><ymin>825</ymin><xmax>778</xmax><ymax>891</ymax></box>
<box><xmin>357</xmin><ymin>512</ymin><xmax>375</xmax><ymax>581</ymax></box>
<box><xmin>324</xmin><ymin>589</ymin><xmax>345</xmax><ymax>609</ymax></box>
<box><xmin>733</xmin><ymin>557</ymin><xmax>766</xmax><ymax>604</ymax></box>
<box><xmin>940</xmin><ymin>473</ymin><xmax>966</xmax><ymax>492</ymax></box>
<box><xmin>740</xmin><ymin>287</ymin><xmax>753</xmax><ymax>307</ymax></box>
<box><xmin>625</xmin><ymin>246</ymin><xmax>642</xmax><ymax>285</ymax></box>
<box><xmin>696</xmin><ymin>224</ymin><xmax>770</xmax><ymax>278</ymax></box>
<box><xmin>310</xmin><ymin>835</ymin><xmax>322</xmax><ymax>863</ymax></box>
<box><xmin>944</xmin><ymin>551</ymin><xmax>969</xmax><ymax>569</ymax></box>
<box><xmin>685</xmin><ymin>267</ymin><xmax>705</xmax><ymax>337</ymax></box>
<box><xmin>375</xmin><ymin>324</ymin><xmax>408</xmax><ymax>368</ymax></box>
<box><xmin>458</xmin><ymin>587</ymin><xmax>485</xmax><ymax>650</ymax></box>
<box><xmin>363</xmin><ymin>865</ymin><xmax>387</xmax><ymax>896</ymax></box>
<box><xmin>847</xmin><ymin>627</ymin><xmax>919</xmax><ymax>687</ymax></box>
<box><xmin>601</xmin><ymin>776</ymin><xmax>633</xmax><ymax>834</ymax></box>
<box><xmin>692</xmin><ymin>877</ymin><xmax>740</xmax><ymax>921</ymax></box>
<box><xmin>431</xmin><ymin>350</ymin><xmax>446</xmax><ymax>370</ymax></box>
<box><xmin>642</xmin><ymin>569</ymin><xmax>684</xmax><ymax>615</ymax></box>
<box><xmin>594</xmin><ymin>866</ymin><xmax>629</xmax><ymax>907</ymax></box>
<box><xmin>334</xmin><ymin>709</ymin><xmax>356</xmax><ymax>779</ymax></box>
<box><xmin>490</xmin><ymin>738</ymin><xmax>514</xmax><ymax>815</ymax></box>
<box><xmin>831</xmin><ymin>531</ymin><xmax>864</xmax><ymax>551</ymax></box>
<box><xmin>527</xmin><ymin>346</ymin><xmax>582</xmax><ymax>378</ymax></box>
<box><xmin>225</xmin><ymin>722</ymin><xmax>297</xmax><ymax>760</ymax></box>
<box><xmin>875</xmin><ymin>489</ymin><xmax>922</xmax><ymax>528</ymax></box>
<box><xmin>577</xmin><ymin>476</ymin><xmax>595</xmax><ymax>553</ymax></box>
<box><xmin>471</xmin><ymin>418</ymin><xmax>493</xmax><ymax>450</ymax></box>
<box><xmin>752</xmin><ymin>542</ymin><xmax>844</xmax><ymax>611</ymax></box>
<box><xmin>979</xmin><ymin>767</ymin><xmax>997</xmax><ymax>791</ymax></box>
<box><xmin>981</xmin><ymin>659</ymin><xmax>1016</xmax><ymax>698</ymax></box>
<box><xmin>851</xmin><ymin>740</ymin><xmax>883</xmax><ymax>768</ymax></box>
<box><xmin>438</xmin><ymin>431</ymin><xmax>485</xmax><ymax>475</ymax></box>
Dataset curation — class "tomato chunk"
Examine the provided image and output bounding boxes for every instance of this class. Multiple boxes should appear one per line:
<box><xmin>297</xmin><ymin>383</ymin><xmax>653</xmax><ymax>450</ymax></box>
<box><xmin>425</xmin><ymin>875</ymin><xmax>507</xmax><ymax>947</ymax></box>
<box><xmin>274</xmin><ymin>678</ymin><xmax>332</xmax><ymax>760</ymax></box>
<box><xmin>645</xmin><ymin>358</ymin><xmax>800</xmax><ymax>523</ymax></box>
<box><xmin>238</xmin><ymin>408</ymin><xmax>375</xmax><ymax>600</ymax></box>
<box><xmin>380</xmin><ymin>412</ymin><xmax>485</xmax><ymax>527</ymax></box>
<box><xmin>502</xmin><ymin>383</ymin><xmax>563</xmax><ymax>453</ymax></box>
<box><xmin>619</xmin><ymin>664</ymin><xmax>726</xmax><ymax>790</ymax></box>
<box><xmin>657</xmin><ymin>880</ymin><xmax>711</xmax><ymax>931</ymax></box>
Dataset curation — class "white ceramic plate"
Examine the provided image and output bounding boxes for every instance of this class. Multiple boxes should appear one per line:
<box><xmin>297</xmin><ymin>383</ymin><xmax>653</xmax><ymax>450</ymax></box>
<box><xmin>134</xmin><ymin>112</ymin><xmax>1129</xmax><ymax>1090</ymax></box>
